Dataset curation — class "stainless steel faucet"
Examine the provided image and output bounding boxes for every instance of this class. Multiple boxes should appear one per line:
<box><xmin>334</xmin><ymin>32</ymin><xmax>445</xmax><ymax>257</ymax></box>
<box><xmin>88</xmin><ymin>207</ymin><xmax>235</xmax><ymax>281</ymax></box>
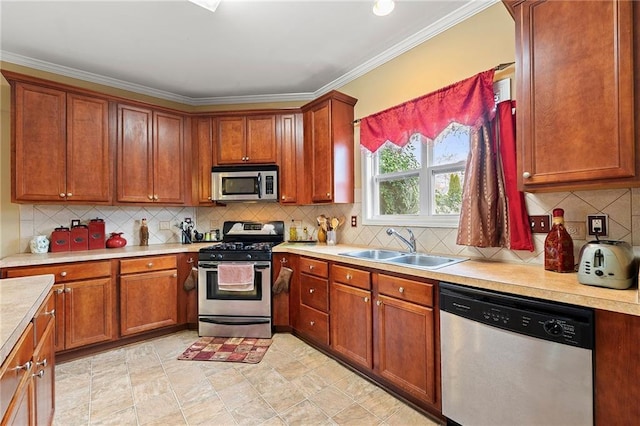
<box><xmin>386</xmin><ymin>228</ymin><xmax>416</xmax><ymax>253</ymax></box>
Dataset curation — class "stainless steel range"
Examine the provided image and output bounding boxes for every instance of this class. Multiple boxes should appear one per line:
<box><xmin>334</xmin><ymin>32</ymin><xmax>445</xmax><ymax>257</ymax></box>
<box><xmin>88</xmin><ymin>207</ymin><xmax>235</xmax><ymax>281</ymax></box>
<box><xmin>198</xmin><ymin>221</ymin><xmax>284</xmax><ymax>338</ymax></box>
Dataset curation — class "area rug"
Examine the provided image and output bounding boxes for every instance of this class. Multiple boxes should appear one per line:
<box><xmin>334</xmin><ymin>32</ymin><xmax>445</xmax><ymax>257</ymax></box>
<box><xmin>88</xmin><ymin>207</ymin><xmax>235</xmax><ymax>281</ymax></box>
<box><xmin>177</xmin><ymin>337</ymin><xmax>272</xmax><ymax>364</ymax></box>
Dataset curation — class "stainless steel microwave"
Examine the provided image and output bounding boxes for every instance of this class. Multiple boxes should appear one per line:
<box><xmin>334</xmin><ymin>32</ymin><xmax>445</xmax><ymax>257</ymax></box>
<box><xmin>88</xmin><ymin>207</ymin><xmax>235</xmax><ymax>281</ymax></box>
<box><xmin>211</xmin><ymin>165</ymin><xmax>278</xmax><ymax>202</ymax></box>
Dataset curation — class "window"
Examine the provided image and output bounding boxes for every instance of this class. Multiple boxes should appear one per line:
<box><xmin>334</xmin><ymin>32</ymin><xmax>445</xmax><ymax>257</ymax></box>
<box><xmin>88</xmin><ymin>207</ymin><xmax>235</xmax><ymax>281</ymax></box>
<box><xmin>362</xmin><ymin>122</ymin><xmax>470</xmax><ymax>227</ymax></box>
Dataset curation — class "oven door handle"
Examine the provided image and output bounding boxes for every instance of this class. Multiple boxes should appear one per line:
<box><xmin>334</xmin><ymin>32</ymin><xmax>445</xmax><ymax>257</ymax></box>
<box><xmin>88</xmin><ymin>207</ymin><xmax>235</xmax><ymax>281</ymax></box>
<box><xmin>200</xmin><ymin>317</ymin><xmax>270</xmax><ymax>326</ymax></box>
<box><xmin>199</xmin><ymin>263</ymin><xmax>270</xmax><ymax>270</ymax></box>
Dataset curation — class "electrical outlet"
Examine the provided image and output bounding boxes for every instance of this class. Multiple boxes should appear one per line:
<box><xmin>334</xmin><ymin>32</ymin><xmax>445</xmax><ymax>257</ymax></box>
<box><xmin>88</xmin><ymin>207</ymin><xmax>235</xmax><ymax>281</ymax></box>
<box><xmin>587</xmin><ymin>214</ymin><xmax>608</xmax><ymax>237</ymax></box>
<box><xmin>351</xmin><ymin>216</ymin><xmax>357</xmax><ymax>227</ymax></box>
<box><xmin>159</xmin><ymin>221</ymin><xmax>171</xmax><ymax>230</ymax></box>
<box><xmin>565</xmin><ymin>221</ymin><xmax>586</xmax><ymax>240</ymax></box>
<box><xmin>529</xmin><ymin>215</ymin><xmax>551</xmax><ymax>233</ymax></box>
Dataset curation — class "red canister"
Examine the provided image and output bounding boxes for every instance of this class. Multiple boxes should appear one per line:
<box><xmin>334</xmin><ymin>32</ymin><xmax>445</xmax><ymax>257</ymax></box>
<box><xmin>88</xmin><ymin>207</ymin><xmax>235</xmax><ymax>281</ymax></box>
<box><xmin>88</xmin><ymin>218</ymin><xmax>106</xmax><ymax>250</ymax></box>
<box><xmin>70</xmin><ymin>225</ymin><xmax>89</xmax><ymax>251</ymax></box>
<box><xmin>50</xmin><ymin>227</ymin><xmax>70</xmax><ymax>252</ymax></box>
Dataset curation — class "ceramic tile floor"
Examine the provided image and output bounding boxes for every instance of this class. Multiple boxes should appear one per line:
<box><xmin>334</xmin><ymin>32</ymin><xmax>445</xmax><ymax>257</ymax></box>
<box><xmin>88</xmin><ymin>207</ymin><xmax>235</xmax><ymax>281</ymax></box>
<box><xmin>53</xmin><ymin>330</ymin><xmax>441</xmax><ymax>425</ymax></box>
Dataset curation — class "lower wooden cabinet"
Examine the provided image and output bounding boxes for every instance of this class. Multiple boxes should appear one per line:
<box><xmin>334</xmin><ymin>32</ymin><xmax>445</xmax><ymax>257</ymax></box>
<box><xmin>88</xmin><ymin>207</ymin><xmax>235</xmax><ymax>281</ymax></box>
<box><xmin>119</xmin><ymin>256</ymin><xmax>178</xmax><ymax>336</ymax></box>
<box><xmin>272</xmin><ymin>253</ymin><xmax>298</xmax><ymax>330</ymax></box>
<box><xmin>296</xmin><ymin>257</ymin><xmax>330</xmax><ymax>345</ymax></box>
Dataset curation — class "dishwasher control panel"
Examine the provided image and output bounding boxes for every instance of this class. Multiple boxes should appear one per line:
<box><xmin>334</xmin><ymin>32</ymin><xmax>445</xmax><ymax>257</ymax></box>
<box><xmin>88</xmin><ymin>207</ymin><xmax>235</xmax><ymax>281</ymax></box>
<box><xmin>440</xmin><ymin>282</ymin><xmax>594</xmax><ymax>349</ymax></box>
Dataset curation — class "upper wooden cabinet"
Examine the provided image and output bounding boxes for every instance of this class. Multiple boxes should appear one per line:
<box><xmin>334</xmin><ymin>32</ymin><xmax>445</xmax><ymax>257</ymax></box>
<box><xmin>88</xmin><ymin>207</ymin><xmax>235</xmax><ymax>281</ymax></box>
<box><xmin>515</xmin><ymin>0</ymin><xmax>638</xmax><ymax>191</ymax></box>
<box><xmin>216</xmin><ymin>114</ymin><xmax>277</xmax><ymax>164</ymax></box>
<box><xmin>6</xmin><ymin>76</ymin><xmax>112</xmax><ymax>204</ymax></box>
<box><xmin>116</xmin><ymin>103</ymin><xmax>187</xmax><ymax>204</ymax></box>
<box><xmin>192</xmin><ymin>116</ymin><xmax>215</xmax><ymax>205</ymax></box>
<box><xmin>277</xmin><ymin>113</ymin><xmax>303</xmax><ymax>204</ymax></box>
<box><xmin>301</xmin><ymin>91</ymin><xmax>357</xmax><ymax>203</ymax></box>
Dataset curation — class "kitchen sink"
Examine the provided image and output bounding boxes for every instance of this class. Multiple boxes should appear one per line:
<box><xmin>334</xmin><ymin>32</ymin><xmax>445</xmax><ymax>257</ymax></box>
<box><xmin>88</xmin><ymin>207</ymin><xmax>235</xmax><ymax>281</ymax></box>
<box><xmin>338</xmin><ymin>249</ymin><xmax>407</xmax><ymax>260</ymax></box>
<box><xmin>339</xmin><ymin>250</ymin><xmax>467</xmax><ymax>270</ymax></box>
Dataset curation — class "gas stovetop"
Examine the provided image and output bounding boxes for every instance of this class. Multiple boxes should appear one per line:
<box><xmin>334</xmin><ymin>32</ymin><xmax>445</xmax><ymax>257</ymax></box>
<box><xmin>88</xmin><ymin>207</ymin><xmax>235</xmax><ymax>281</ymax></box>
<box><xmin>198</xmin><ymin>221</ymin><xmax>284</xmax><ymax>262</ymax></box>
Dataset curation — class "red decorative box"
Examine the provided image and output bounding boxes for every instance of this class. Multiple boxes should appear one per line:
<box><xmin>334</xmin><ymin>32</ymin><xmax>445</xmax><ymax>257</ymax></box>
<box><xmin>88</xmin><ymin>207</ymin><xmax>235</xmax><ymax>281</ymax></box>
<box><xmin>88</xmin><ymin>218</ymin><xmax>106</xmax><ymax>250</ymax></box>
<box><xmin>50</xmin><ymin>227</ymin><xmax>70</xmax><ymax>252</ymax></box>
<box><xmin>70</xmin><ymin>225</ymin><xmax>89</xmax><ymax>251</ymax></box>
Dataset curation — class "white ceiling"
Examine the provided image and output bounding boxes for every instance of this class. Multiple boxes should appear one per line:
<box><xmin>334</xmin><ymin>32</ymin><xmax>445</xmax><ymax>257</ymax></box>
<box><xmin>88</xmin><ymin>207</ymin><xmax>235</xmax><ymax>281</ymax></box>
<box><xmin>0</xmin><ymin>0</ymin><xmax>497</xmax><ymax>105</ymax></box>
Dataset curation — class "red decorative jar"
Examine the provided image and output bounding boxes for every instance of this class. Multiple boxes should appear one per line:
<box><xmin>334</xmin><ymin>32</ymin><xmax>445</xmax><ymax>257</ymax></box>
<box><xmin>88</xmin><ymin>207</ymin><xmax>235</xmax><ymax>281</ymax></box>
<box><xmin>106</xmin><ymin>232</ymin><xmax>127</xmax><ymax>248</ymax></box>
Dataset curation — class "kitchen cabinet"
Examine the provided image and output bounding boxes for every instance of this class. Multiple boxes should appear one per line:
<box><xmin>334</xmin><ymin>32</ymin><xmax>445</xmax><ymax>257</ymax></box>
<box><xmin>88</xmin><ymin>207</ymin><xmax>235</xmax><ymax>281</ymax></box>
<box><xmin>375</xmin><ymin>273</ymin><xmax>436</xmax><ymax>405</ymax></box>
<box><xmin>330</xmin><ymin>264</ymin><xmax>372</xmax><ymax>369</ymax></box>
<box><xmin>277</xmin><ymin>113</ymin><xmax>303</xmax><ymax>204</ymax></box>
<box><xmin>514</xmin><ymin>0</ymin><xmax>638</xmax><ymax>191</ymax></box>
<box><xmin>192</xmin><ymin>116</ymin><xmax>216</xmax><ymax>204</ymax></box>
<box><xmin>5</xmin><ymin>74</ymin><xmax>111</xmax><ymax>204</ymax></box>
<box><xmin>116</xmin><ymin>103</ymin><xmax>187</xmax><ymax>204</ymax></box>
<box><xmin>176</xmin><ymin>253</ymin><xmax>198</xmax><ymax>327</ymax></box>
<box><xmin>296</xmin><ymin>257</ymin><xmax>330</xmax><ymax>345</ymax></box>
<box><xmin>1</xmin><ymin>291</ymin><xmax>55</xmax><ymax>426</ymax></box>
<box><xmin>301</xmin><ymin>91</ymin><xmax>357</xmax><ymax>203</ymax></box>
<box><xmin>272</xmin><ymin>253</ymin><xmax>298</xmax><ymax>331</ymax></box>
<box><xmin>5</xmin><ymin>261</ymin><xmax>115</xmax><ymax>352</ymax></box>
<box><xmin>216</xmin><ymin>114</ymin><xmax>277</xmax><ymax>164</ymax></box>
<box><xmin>119</xmin><ymin>255</ymin><xmax>178</xmax><ymax>336</ymax></box>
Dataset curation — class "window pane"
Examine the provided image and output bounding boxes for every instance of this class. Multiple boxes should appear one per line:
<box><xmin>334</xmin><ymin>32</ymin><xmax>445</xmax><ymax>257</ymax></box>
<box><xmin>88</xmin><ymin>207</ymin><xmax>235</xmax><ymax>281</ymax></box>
<box><xmin>377</xmin><ymin>140</ymin><xmax>421</xmax><ymax>174</ymax></box>
<box><xmin>433</xmin><ymin>171</ymin><xmax>464</xmax><ymax>214</ymax></box>
<box><xmin>379</xmin><ymin>177</ymin><xmax>419</xmax><ymax>215</ymax></box>
<box><xmin>432</xmin><ymin>125</ymin><xmax>469</xmax><ymax>166</ymax></box>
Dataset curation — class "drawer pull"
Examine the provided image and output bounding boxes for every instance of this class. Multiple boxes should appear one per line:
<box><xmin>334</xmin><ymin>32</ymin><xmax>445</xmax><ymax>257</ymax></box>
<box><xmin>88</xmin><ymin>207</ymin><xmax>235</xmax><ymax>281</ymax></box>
<box><xmin>60</xmin><ymin>271</ymin><xmax>67</xmax><ymax>277</ymax></box>
<box><xmin>147</xmin><ymin>262</ymin><xmax>154</xmax><ymax>268</ymax></box>
<box><xmin>398</xmin><ymin>287</ymin><xmax>405</xmax><ymax>294</ymax></box>
<box><xmin>363</xmin><ymin>297</ymin><xmax>369</xmax><ymax>303</ymax></box>
<box><xmin>36</xmin><ymin>358</ymin><xmax>48</xmax><ymax>368</ymax></box>
<box><xmin>310</xmin><ymin>321</ymin><xmax>315</xmax><ymax>326</ymax></box>
<box><xmin>33</xmin><ymin>370</ymin><xmax>45</xmax><ymax>378</ymax></box>
<box><xmin>376</xmin><ymin>300</ymin><xmax>382</xmax><ymax>306</ymax></box>
<box><xmin>308</xmin><ymin>265</ymin><xmax>314</xmax><ymax>270</ymax></box>
<box><xmin>346</xmin><ymin>274</ymin><xmax>352</xmax><ymax>280</ymax></box>
<box><xmin>13</xmin><ymin>361</ymin><xmax>32</xmax><ymax>372</ymax></box>
<box><xmin>309</xmin><ymin>288</ymin><xmax>315</xmax><ymax>294</ymax></box>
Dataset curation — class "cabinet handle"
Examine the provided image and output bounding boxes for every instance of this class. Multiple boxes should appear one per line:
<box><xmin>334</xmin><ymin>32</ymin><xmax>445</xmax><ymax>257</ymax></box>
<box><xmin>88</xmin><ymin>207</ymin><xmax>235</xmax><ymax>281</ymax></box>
<box><xmin>309</xmin><ymin>321</ymin><xmax>315</xmax><ymax>326</ymax></box>
<box><xmin>148</xmin><ymin>195</ymin><xmax>154</xmax><ymax>200</ymax></box>
<box><xmin>60</xmin><ymin>271</ymin><xmax>67</xmax><ymax>277</ymax></box>
<box><xmin>398</xmin><ymin>287</ymin><xmax>405</xmax><ymax>294</ymax></box>
<box><xmin>326</xmin><ymin>192</ymin><xmax>331</xmax><ymax>198</ymax></box>
<box><xmin>172</xmin><ymin>273</ymin><xmax>178</xmax><ymax>278</ymax></box>
<box><xmin>13</xmin><ymin>361</ymin><xmax>32</xmax><ymax>372</ymax></box>
<box><xmin>187</xmin><ymin>258</ymin><xmax>194</xmax><ymax>264</ymax></box>
<box><xmin>346</xmin><ymin>274</ymin><xmax>352</xmax><ymax>280</ymax></box>
<box><xmin>64</xmin><ymin>288</ymin><xmax>71</xmax><ymax>293</ymax></box>
<box><xmin>153</xmin><ymin>195</ymin><xmax>159</xmax><ymax>200</ymax></box>
<box><xmin>363</xmin><ymin>297</ymin><xmax>369</xmax><ymax>302</ymax></box>
<box><xmin>309</xmin><ymin>288</ymin><xmax>315</xmax><ymax>294</ymax></box>
<box><xmin>59</xmin><ymin>193</ymin><xmax>66</xmax><ymax>198</ymax></box>
<box><xmin>523</xmin><ymin>172</ymin><xmax>531</xmax><ymax>179</ymax></box>
<box><xmin>207</xmin><ymin>196</ymin><xmax>212</xmax><ymax>200</ymax></box>
<box><xmin>281</xmin><ymin>195</ymin><xmax>285</xmax><ymax>200</ymax></box>
<box><xmin>147</xmin><ymin>262</ymin><xmax>154</xmax><ymax>268</ymax></box>
<box><xmin>44</xmin><ymin>309</ymin><xmax>55</xmax><ymax>317</ymax></box>
<box><xmin>33</xmin><ymin>370</ymin><xmax>45</xmax><ymax>378</ymax></box>
<box><xmin>55</xmin><ymin>289</ymin><xmax>64</xmax><ymax>295</ymax></box>
<box><xmin>36</xmin><ymin>358</ymin><xmax>48</xmax><ymax>368</ymax></box>
<box><xmin>280</xmin><ymin>258</ymin><xmax>288</xmax><ymax>264</ymax></box>
<box><xmin>308</xmin><ymin>265</ymin><xmax>314</xmax><ymax>270</ymax></box>
<box><xmin>66</xmin><ymin>192</ymin><xmax>73</xmax><ymax>197</ymax></box>
<box><xmin>376</xmin><ymin>300</ymin><xmax>382</xmax><ymax>306</ymax></box>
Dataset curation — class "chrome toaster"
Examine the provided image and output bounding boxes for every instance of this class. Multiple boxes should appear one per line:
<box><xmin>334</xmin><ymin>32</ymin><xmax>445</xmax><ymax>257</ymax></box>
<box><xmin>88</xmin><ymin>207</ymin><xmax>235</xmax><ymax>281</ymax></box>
<box><xmin>577</xmin><ymin>240</ymin><xmax>637</xmax><ymax>290</ymax></box>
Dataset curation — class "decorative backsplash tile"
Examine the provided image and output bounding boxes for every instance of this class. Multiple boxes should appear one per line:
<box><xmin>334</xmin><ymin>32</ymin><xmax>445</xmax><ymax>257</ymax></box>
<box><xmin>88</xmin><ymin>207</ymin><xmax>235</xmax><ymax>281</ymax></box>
<box><xmin>17</xmin><ymin>188</ymin><xmax>640</xmax><ymax>265</ymax></box>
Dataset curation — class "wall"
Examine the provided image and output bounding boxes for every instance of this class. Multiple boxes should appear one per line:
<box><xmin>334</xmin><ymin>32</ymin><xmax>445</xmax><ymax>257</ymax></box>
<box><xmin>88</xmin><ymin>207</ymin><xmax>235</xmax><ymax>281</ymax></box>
<box><xmin>5</xmin><ymin>3</ymin><xmax>640</xmax><ymax>265</ymax></box>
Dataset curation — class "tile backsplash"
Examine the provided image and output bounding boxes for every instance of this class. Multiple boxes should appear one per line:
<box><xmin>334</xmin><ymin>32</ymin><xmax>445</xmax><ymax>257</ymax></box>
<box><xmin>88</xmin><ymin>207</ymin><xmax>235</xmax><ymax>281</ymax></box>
<box><xmin>17</xmin><ymin>188</ymin><xmax>640</xmax><ymax>265</ymax></box>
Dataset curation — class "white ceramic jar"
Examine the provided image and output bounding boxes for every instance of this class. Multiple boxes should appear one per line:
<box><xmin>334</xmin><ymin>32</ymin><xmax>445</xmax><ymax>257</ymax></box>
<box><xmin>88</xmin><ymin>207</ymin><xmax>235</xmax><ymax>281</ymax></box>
<box><xmin>30</xmin><ymin>235</ymin><xmax>50</xmax><ymax>254</ymax></box>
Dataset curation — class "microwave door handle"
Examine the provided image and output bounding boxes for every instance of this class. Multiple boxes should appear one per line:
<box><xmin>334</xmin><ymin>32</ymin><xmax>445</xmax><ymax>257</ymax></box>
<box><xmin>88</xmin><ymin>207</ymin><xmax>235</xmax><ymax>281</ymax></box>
<box><xmin>257</xmin><ymin>173</ymin><xmax>262</xmax><ymax>199</ymax></box>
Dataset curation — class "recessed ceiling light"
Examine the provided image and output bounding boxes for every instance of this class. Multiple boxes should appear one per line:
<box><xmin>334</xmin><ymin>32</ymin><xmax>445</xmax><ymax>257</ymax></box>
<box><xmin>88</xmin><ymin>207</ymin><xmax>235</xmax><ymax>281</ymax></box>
<box><xmin>189</xmin><ymin>0</ymin><xmax>222</xmax><ymax>13</ymax></box>
<box><xmin>373</xmin><ymin>0</ymin><xmax>395</xmax><ymax>17</ymax></box>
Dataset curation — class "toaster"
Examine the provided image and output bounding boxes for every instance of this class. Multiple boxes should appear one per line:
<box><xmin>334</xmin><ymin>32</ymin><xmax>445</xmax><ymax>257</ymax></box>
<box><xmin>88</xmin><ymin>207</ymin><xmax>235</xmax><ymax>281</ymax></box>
<box><xmin>577</xmin><ymin>240</ymin><xmax>637</xmax><ymax>289</ymax></box>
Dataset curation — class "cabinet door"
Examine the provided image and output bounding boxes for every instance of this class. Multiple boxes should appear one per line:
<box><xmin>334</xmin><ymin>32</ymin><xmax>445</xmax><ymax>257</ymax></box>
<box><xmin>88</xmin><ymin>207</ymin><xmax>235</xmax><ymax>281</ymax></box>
<box><xmin>330</xmin><ymin>282</ymin><xmax>373</xmax><ymax>369</ymax></box>
<box><xmin>66</xmin><ymin>93</ymin><xmax>111</xmax><ymax>203</ymax></box>
<box><xmin>272</xmin><ymin>253</ymin><xmax>298</xmax><ymax>329</ymax></box>
<box><xmin>13</xmin><ymin>82</ymin><xmax>66</xmax><ymax>202</ymax></box>
<box><xmin>52</xmin><ymin>285</ymin><xmax>65</xmax><ymax>353</ymax></box>
<box><xmin>193</xmin><ymin>116</ymin><xmax>214</xmax><ymax>204</ymax></box>
<box><xmin>65</xmin><ymin>278</ymin><xmax>113</xmax><ymax>349</ymax></box>
<box><xmin>246</xmin><ymin>115</ymin><xmax>277</xmax><ymax>163</ymax></box>
<box><xmin>120</xmin><ymin>269</ymin><xmax>178</xmax><ymax>336</ymax></box>
<box><xmin>33</xmin><ymin>320</ymin><xmax>55</xmax><ymax>426</ymax></box>
<box><xmin>278</xmin><ymin>114</ymin><xmax>303</xmax><ymax>204</ymax></box>
<box><xmin>154</xmin><ymin>111</ymin><xmax>185</xmax><ymax>204</ymax></box>
<box><xmin>517</xmin><ymin>0</ymin><xmax>635</xmax><ymax>189</ymax></box>
<box><xmin>217</xmin><ymin>116</ymin><xmax>246</xmax><ymax>164</ymax></box>
<box><xmin>375</xmin><ymin>294</ymin><xmax>435</xmax><ymax>404</ymax></box>
<box><xmin>116</xmin><ymin>104</ymin><xmax>154</xmax><ymax>203</ymax></box>
<box><xmin>305</xmin><ymin>101</ymin><xmax>334</xmax><ymax>202</ymax></box>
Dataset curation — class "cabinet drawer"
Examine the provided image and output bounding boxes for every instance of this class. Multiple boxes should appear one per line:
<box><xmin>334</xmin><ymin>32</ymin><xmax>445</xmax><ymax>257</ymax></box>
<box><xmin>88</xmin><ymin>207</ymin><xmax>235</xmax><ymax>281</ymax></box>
<box><xmin>298</xmin><ymin>304</ymin><xmax>329</xmax><ymax>345</ymax></box>
<box><xmin>377</xmin><ymin>274</ymin><xmax>433</xmax><ymax>307</ymax></box>
<box><xmin>0</xmin><ymin>323</ymin><xmax>34</xmax><ymax>420</ymax></box>
<box><xmin>120</xmin><ymin>255</ymin><xmax>177</xmax><ymax>274</ymax></box>
<box><xmin>299</xmin><ymin>257</ymin><xmax>328</xmax><ymax>278</ymax></box>
<box><xmin>331</xmin><ymin>264</ymin><xmax>370</xmax><ymax>290</ymax></box>
<box><xmin>300</xmin><ymin>275</ymin><xmax>328</xmax><ymax>312</ymax></box>
<box><xmin>5</xmin><ymin>260</ymin><xmax>111</xmax><ymax>283</ymax></box>
<box><xmin>33</xmin><ymin>291</ymin><xmax>55</xmax><ymax>345</ymax></box>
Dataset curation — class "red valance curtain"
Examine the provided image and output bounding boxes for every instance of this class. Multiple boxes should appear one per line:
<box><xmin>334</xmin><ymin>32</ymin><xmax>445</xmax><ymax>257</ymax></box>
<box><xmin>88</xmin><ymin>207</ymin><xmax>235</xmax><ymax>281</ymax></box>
<box><xmin>360</xmin><ymin>69</ymin><xmax>496</xmax><ymax>152</ymax></box>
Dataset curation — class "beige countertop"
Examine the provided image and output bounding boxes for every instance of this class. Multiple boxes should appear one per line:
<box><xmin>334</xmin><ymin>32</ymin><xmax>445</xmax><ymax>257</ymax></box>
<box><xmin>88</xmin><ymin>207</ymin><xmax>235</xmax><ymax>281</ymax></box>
<box><xmin>1</xmin><ymin>274</ymin><xmax>54</xmax><ymax>364</ymax></box>
<box><xmin>274</xmin><ymin>243</ymin><xmax>640</xmax><ymax>316</ymax></box>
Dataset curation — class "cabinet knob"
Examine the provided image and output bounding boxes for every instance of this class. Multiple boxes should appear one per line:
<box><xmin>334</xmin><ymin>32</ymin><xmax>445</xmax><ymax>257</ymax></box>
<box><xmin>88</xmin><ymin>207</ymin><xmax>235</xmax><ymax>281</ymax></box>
<box><xmin>363</xmin><ymin>297</ymin><xmax>369</xmax><ymax>303</ymax></box>
<box><xmin>309</xmin><ymin>321</ymin><xmax>315</xmax><ymax>326</ymax></box>
<box><xmin>398</xmin><ymin>287</ymin><xmax>405</xmax><ymax>294</ymax></box>
<box><xmin>59</xmin><ymin>193</ymin><xmax>66</xmax><ymax>198</ymax></box>
<box><xmin>44</xmin><ymin>309</ymin><xmax>55</xmax><ymax>317</ymax></box>
<box><xmin>33</xmin><ymin>370</ymin><xmax>45</xmax><ymax>379</ymax></box>
<box><xmin>326</xmin><ymin>193</ymin><xmax>331</xmax><ymax>198</ymax></box>
<box><xmin>66</xmin><ymin>192</ymin><xmax>73</xmax><ymax>197</ymax></box>
<box><xmin>280</xmin><ymin>258</ymin><xmax>288</xmax><ymax>264</ymax></box>
<box><xmin>309</xmin><ymin>288</ymin><xmax>315</xmax><ymax>294</ymax></box>
<box><xmin>55</xmin><ymin>288</ymin><xmax>64</xmax><ymax>295</ymax></box>
<box><xmin>64</xmin><ymin>288</ymin><xmax>71</xmax><ymax>293</ymax></box>
<box><xmin>187</xmin><ymin>258</ymin><xmax>194</xmax><ymax>264</ymax></box>
<box><xmin>523</xmin><ymin>172</ymin><xmax>531</xmax><ymax>179</ymax></box>
<box><xmin>36</xmin><ymin>358</ymin><xmax>48</xmax><ymax>368</ymax></box>
<box><xmin>346</xmin><ymin>274</ymin><xmax>352</xmax><ymax>280</ymax></box>
<box><xmin>13</xmin><ymin>361</ymin><xmax>32</xmax><ymax>372</ymax></box>
<box><xmin>60</xmin><ymin>271</ymin><xmax>67</xmax><ymax>277</ymax></box>
<box><xmin>308</xmin><ymin>265</ymin><xmax>314</xmax><ymax>270</ymax></box>
<box><xmin>172</xmin><ymin>273</ymin><xmax>178</xmax><ymax>278</ymax></box>
<box><xmin>376</xmin><ymin>300</ymin><xmax>382</xmax><ymax>306</ymax></box>
<box><xmin>148</xmin><ymin>195</ymin><xmax>154</xmax><ymax>200</ymax></box>
<box><xmin>281</xmin><ymin>195</ymin><xmax>285</xmax><ymax>200</ymax></box>
<box><xmin>153</xmin><ymin>195</ymin><xmax>159</xmax><ymax>200</ymax></box>
<box><xmin>147</xmin><ymin>262</ymin><xmax>154</xmax><ymax>268</ymax></box>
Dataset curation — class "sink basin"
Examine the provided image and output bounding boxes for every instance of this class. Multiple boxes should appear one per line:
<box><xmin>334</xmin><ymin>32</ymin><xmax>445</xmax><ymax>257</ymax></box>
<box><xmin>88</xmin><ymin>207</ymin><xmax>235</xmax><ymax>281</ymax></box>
<box><xmin>339</xmin><ymin>249</ymin><xmax>407</xmax><ymax>260</ymax></box>
<box><xmin>386</xmin><ymin>254</ymin><xmax>466</xmax><ymax>269</ymax></box>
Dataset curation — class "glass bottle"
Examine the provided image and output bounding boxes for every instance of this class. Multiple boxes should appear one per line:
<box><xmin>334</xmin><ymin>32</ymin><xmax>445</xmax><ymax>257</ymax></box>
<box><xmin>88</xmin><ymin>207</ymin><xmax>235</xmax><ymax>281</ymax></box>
<box><xmin>140</xmin><ymin>218</ymin><xmax>149</xmax><ymax>246</ymax></box>
<box><xmin>544</xmin><ymin>208</ymin><xmax>574</xmax><ymax>272</ymax></box>
<box><xmin>289</xmin><ymin>219</ymin><xmax>298</xmax><ymax>241</ymax></box>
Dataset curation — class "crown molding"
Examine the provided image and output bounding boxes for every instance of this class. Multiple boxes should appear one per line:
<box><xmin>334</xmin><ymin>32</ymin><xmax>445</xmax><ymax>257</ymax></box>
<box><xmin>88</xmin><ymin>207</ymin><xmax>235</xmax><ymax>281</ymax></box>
<box><xmin>1</xmin><ymin>0</ymin><xmax>498</xmax><ymax>106</ymax></box>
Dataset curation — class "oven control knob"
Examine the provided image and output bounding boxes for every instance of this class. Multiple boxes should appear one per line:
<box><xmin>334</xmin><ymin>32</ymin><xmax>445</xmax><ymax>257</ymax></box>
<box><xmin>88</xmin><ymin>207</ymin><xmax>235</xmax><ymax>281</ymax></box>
<box><xmin>543</xmin><ymin>319</ymin><xmax>564</xmax><ymax>336</ymax></box>
<box><xmin>216</xmin><ymin>254</ymin><xmax>223</xmax><ymax>260</ymax></box>
<box><xmin>246</xmin><ymin>254</ymin><xmax>252</xmax><ymax>260</ymax></box>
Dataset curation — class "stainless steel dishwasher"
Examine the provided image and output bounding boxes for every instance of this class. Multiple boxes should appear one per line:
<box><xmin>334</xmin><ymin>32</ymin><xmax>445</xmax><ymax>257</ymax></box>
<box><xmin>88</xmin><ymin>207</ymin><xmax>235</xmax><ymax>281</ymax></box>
<box><xmin>439</xmin><ymin>282</ymin><xmax>594</xmax><ymax>426</ymax></box>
